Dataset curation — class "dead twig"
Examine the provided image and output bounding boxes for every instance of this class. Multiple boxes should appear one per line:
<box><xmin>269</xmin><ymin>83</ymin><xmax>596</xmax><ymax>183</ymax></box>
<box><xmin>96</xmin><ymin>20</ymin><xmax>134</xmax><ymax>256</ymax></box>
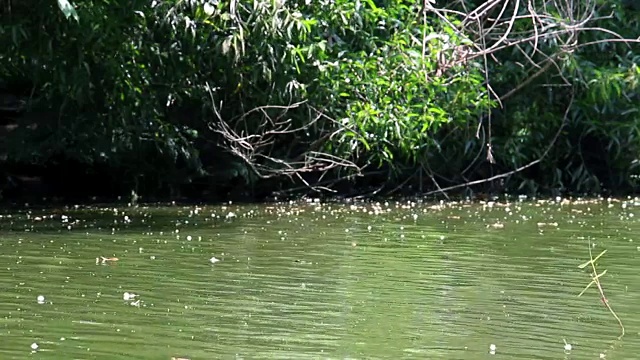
<box><xmin>578</xmin><ymin>244</ymin><xmax>625</xmax><ymax>339</ymax></box>
<box><xmin>205</xmin><ymin>83</ymin><xmax>361</xmax><ymax>191</ymax></box>
<box><xmin>422</xmin><ymin>89</ymin><xmax>574</xmax><ymax>196</ymax></box>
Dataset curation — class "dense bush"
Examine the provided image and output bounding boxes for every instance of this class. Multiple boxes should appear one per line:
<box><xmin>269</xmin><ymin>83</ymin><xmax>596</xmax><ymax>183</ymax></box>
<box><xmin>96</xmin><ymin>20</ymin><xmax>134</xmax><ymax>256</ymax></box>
<box><xmin>0</xmin><ymin>0</ymin><xmax>638</xmax><ymax>200</ymax></box>
<box><xmin>443</xmin><ymin>0</ymin><xmax>640</xmax><ymax>194</ymax></box>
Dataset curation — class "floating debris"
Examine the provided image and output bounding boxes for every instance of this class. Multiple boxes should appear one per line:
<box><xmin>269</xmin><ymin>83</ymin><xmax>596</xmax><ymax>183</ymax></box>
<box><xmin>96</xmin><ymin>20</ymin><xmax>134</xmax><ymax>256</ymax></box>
<box><xmin>37</xmin><ymin>295</ymin><xmax>45</xmax><ymax>304</ymax></box>
<box><xmin>30</xmin><ymin>342</ymin><xmax>38</xmax><ymax>351</ymax></box>
<box><xmin>209</xmin><ymin>257</ymin><xmax>220</xmax><ymax>264</ymax></box>
<box><xmin>489</xmin><ymin>343</ymin><xmax>496</xmax><ymax>354</ymax></box>
<box><xmin>123</xmin><ymin>292</ymin><xmax>137</xmax><ymax>301</ymax></box>
<box><xmin>96</xmin><ymin>256</ymin><xmax>119</xmax><ymax>265</ymax></box>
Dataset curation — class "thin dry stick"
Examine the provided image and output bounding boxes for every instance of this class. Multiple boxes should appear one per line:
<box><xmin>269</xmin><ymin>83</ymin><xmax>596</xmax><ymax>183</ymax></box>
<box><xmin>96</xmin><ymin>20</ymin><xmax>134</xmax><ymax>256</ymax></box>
<box><xmin>205</xmin><ymin>83</ymin><xmax>361</xmax><ymax>191</ymax></box>
<box><xmin>422</xmin><ymin>90</ymin><xmax>574</xmax><ymax>196</ymax></box>
<box><xmin>578</xmin><ymin>245</ymin><xmax>625</xmax><ymax>339</ymax></box>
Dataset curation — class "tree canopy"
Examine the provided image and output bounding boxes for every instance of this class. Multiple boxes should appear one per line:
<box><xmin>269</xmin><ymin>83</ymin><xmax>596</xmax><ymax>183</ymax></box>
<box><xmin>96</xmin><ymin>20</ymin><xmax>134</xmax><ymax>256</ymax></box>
<box><xmin>0</xmin><ymin>0</ymin><xmax>638</xmax><ymax>201</ymax></box>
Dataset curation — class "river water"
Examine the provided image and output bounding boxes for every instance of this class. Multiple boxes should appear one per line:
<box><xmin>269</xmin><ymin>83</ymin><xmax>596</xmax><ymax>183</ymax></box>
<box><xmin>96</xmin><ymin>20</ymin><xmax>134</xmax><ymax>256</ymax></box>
<box><xmin>0</xmin><ymin>198</ymin><xmax>638</xmax><ymax>359</ymax></box>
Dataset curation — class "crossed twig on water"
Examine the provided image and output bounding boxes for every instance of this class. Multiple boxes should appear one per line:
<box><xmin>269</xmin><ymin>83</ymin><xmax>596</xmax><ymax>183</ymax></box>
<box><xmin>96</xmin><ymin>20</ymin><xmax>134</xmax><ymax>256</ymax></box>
<box><xmin>578</xmin><ymin>245</ymin><xmax>624</xmax><ymax>339</ymax></box>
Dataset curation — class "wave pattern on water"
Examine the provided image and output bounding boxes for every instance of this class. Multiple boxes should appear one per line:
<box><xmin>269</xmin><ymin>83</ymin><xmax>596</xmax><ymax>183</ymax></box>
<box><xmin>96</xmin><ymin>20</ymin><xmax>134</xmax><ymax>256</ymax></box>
<box><xmin>0</xmin><ymin>200</ymin><xmax>638</xmax><ymax>359</ymax></box>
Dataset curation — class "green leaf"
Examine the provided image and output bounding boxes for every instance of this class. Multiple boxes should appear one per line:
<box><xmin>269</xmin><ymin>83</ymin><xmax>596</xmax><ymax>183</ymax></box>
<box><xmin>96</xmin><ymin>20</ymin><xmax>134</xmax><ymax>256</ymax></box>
<box><xmin>363</xmin><ymin>0</ymin><xmax>379</xmax><ymax>11</ymax></box>
<box><xmin>57</xmin><ymin>0</ymin><xmax>79</xmax><ymax>21</ymax></box>
<box><xmin>203</xmin><ymin>2</ymin><xmax>215</xmax><ymax>16</ymax></box>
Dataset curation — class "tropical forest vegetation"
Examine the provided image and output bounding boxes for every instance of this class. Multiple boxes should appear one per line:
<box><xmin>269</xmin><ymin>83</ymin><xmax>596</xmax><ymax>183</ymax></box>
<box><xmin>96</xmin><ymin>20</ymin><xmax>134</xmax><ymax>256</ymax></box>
<box><xmin>0</xmin><ymin>0</ymin><xmax>639</xmax><ymax>202</ymax></box>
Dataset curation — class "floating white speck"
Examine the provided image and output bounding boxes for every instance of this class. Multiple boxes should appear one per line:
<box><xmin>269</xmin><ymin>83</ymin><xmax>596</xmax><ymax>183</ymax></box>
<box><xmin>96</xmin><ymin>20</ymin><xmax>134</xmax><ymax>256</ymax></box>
<box><xmin>209</xmin><ymin>257</ymin><xmax>220</xmax><ymax>264</ymax></box>
<box><xmin>489</xmin><ymin>344</ymin><xmax>496</xmax><ymax>354</ymax></box>
<box><xmin>564</xmin><ymin>343</ymin><xmax>572</xmax><ymax>351</ymax></box>
<box><xmin>186</xmin><ymin>235</ymin><xmax>192</xmax><ymax>241</ymax></box>
<box><xmin>37</xmin><ymin>295</ymin><xmax>45</xmax><ymax>304</ymax></box>
<box><xmin>30</xmin><ymin>342</ymin><xmax>38</xmax><ymax>350</ymax></box>
<box><xmin>123</xmin><ymin>292</ymin><xmax>137</xmax><ymax>301</ymax></box>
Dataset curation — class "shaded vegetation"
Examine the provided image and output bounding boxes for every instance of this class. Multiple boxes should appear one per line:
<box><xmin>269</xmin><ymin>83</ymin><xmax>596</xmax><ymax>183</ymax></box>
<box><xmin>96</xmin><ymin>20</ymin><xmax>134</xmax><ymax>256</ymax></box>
<box><xmin>0</xmin><ymin>0</ymin><xmax>639</xmax><ymax>202</ymax></box>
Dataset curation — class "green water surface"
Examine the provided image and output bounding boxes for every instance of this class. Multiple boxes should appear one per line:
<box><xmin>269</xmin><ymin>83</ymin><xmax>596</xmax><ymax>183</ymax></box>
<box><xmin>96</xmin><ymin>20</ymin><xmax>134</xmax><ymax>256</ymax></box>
<box><xmin>0</xmin><ymin>198</ymin><xmax>638</xmax><ymax>359</ymax></box>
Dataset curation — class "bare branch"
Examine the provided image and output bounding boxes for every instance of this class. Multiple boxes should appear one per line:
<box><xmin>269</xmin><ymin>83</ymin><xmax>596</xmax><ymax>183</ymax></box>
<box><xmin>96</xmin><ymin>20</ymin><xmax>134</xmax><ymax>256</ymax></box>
<box><xmin>205</xmin><ymin>87</ymin><xmax>361</xmax><ymax>191</ymax></box>
<box><xmin>423</xmin><ymin>89</ymin><xmax>574</xmax><ymax>196</ymax></box>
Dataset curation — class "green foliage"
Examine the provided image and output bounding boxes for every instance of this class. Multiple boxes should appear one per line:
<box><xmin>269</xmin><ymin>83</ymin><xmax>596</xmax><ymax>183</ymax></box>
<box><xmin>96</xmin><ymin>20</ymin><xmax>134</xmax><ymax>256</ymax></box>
<box><xmin>456</xmin><ymin>0</ymin><xmax>640</xmax><ymax>194</ymax></box>
<box><xmin>308</xmin><ymin>1</ymin><xmax>492</xmax><ymax>169</ymax></box>
<box><xmin>1</xmin><ymin>0</ymin><xmax>493</xmax><ymax>194</ymax></box>
<box><xmin>1</xmin><ymin>0</ymin><xmax>638</xmax><ymax>198</ymax></box>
